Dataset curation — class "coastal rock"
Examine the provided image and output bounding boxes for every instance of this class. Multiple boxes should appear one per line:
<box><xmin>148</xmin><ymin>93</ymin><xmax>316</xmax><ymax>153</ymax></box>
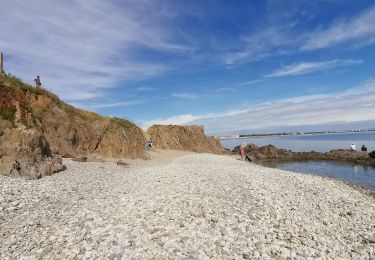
<box><xmin>10</xmin><ymin>155</ymin><xmax>65</xmax><ymax>179</ymax></box>
<box><xmin>116</xmin><ymin>160</ymin><xmax>129</xmax><ymax>166</ymax></box>
<box><xmin>71</xmin><ymin>156</ymin><xmax>88</xmax><ymax>162</ymax></box>
<box><xmin>0</xmin><ymin>127</ymin><xmax>65</xmax><ymax>179</ymax></box>
<box><xmin>0</xmin><ymin>74</ymin><xmax>148</xmax><ymax>162</ymax></box>
<box><xmin>233</xmin><ymin>143</ymin><xmax>374</xmax><ymax>165</ymax></box>
<box><xmin>0</xmin><ymin>73</ymin><xmax>148</xmax><ymax>178</ymax></box>
<box><xmin>147</xmin><ymin>124</ymin><xmax>224</xmax><ymax>153</ymax></box>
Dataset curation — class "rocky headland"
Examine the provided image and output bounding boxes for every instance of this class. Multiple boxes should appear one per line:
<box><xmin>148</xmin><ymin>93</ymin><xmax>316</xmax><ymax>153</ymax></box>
<box><xmin>0</xmin><ymin>74</ymin><xmax>148</xmax><ymax>178</ymax></box>
<box><xmin>0</xmin><ymin>74</ymin><xmax>223</xmax><ymax>179</ymax></box>
<box><xmin>147</xmin><ymin>125</ymin><xmax>224</xmax><ymax>154</ymax></box>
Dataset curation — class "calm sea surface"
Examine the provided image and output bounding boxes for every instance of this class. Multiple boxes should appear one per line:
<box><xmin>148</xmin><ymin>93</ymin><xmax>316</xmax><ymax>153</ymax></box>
<box><xmin>220</xmin><ymin>132</ymin><xmax>375</xmax><ymax>190</ymax></box>
<box><xmin>220</xmin><ymin>131</ymin><xmax>375</xmax><ymax>152</ymax></box>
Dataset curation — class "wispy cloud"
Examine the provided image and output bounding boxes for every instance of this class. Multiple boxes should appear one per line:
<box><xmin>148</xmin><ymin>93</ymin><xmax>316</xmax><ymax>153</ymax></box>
<box><xmin>171</xmin><ymin>92</ymin><xmax>199</xmax><ymax>99</ymax></box>
<box><xmin>144</xmin><ymin>79</ymin><xmax>375</xmax><ymax>133</ymax></box>
<box><xmin>224</xmin><ymin>27</ymin><xmax>294</xmax><ymax>65</ymax></box>
<box><xmin>234</xmin><ymin>79</ymin><xmax>266</xmax><ymax>86</ymax></box>
<box><xmin>192</xmin><ymin>79</ymin><xmax>375</xmax><ymax>133</ymax></box>
<box><xmin>135</xmin><ymin>87</ymin><xmax>155</xmax><ymax>92</ymax></box>
<box><xmin>0</xmin><ymin>0</ymin><xmax>191</xmax><ymax>101</ymax></box>
<box><xmin>302</xmin><ymin>6</ymin><xmax>375</xmax><ymax>50</ymax></box>
<box><xmin>140</xmin><ymin>114</ymin><xmax>201</xmax><ymax>130</ymax></box>
<box><xmin>71</xmin><ymin>100</ymin><xmax>141</xmax><ymax>110</ymax></box>
<box><xmin>265</xmin><ymin>59</ymin><xmax>363</xmax><ymax>77</ymax></box>
<box><xmin>224</xmin><ymin>5</ymin><xmax>375</xmax><ymax>65</ymax></box>
<box><xmin>140</xmin><ymin>108</ymin><xmax>254</xmax><ymax>130</ymax></box>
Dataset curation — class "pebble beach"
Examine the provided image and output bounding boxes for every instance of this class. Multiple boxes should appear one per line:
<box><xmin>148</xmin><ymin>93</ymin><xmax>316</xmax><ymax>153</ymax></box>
<box><xmin>1</xmin><ymin>153</ymin><xmax>374</xmax><ymax>259</ymax></box>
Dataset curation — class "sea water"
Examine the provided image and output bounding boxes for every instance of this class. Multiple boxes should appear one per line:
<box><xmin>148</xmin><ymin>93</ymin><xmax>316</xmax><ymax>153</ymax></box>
<box><xmin>220</xmin><ymin>132</ymin><xmax>375</xmax><ymax>190</ymax></box>
<box><xmin>220</xmin><ymin>131</ymin><xmax>375</xmax><ymax>152</ymax></box>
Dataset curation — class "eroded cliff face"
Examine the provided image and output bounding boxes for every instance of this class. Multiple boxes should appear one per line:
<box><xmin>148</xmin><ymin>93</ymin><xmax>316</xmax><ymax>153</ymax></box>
<box><xmin>0</xmin><ymin>75</ymin><xmax>148</xmax><ymax>177</ymax></box>
<box><xmin>0</xmin><ymin>126</ymin><xmax>65</xmax><ymax>179</ymax></box>
<box><xmin>147</xmin><ymin>125</ymin><xmax>224</xmax><ymax>153</ymax></box>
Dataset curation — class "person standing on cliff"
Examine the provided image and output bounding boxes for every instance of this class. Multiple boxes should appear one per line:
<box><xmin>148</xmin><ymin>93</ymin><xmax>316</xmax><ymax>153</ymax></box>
<box><xmin>34</xmin><ymin>75</ymin><xmax>41</xmax><ymax>87</ymax></box>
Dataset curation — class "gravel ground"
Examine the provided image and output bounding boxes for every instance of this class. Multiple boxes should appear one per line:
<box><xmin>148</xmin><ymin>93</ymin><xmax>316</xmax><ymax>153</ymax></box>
<box><xmin>1</xmin><ymin>153</ymin><xmax>374</xmax><ymax>259</ymax></box>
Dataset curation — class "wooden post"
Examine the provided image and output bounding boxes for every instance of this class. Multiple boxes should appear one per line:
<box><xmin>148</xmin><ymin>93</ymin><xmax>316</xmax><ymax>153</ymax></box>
<box><xmin>0</xmin><ymin>52</ymin><xmax>4</xmax><ymax>75</ymax></box>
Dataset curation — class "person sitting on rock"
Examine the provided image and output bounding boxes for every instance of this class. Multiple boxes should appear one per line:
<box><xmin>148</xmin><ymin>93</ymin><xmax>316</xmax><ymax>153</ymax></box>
<box><xmin>361</xmin><ymin>145</ymin><xmax>367</xmax><ymax>152</ymax></box>
<box><xmin>350</xmin><ymin>143</ymin><xmax>356</xmax><ymax>151</ymax></box>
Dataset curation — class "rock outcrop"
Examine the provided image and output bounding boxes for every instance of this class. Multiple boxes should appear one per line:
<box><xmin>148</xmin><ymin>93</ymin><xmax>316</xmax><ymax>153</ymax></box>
<box><xmin>0</xmin><ymin>74</ymin><xmax>148</xmax><ymax>178</ymax></box>
<box><xmin>0</xmin><ymin>127</ymin><xmax>65</xmax><ymax>179</ymax></box>
<box><xmin>147</xmin><ymin>125</ymin><xmax>224</xmax><ymax>153</ymax></box>
<box><xmin>234</xmin><ymin>143</ymin><xmax>374</xmax><ymax>165</ymax></box>
<box><xmin>0</xmin><ymin>75</ymin><xmax>148</xmax><ymax>158</ymax></box>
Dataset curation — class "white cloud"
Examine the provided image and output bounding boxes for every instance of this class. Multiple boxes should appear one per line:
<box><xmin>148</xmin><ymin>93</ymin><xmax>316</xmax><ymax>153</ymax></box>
<box><xmin>136</xmin><ymin>87</ymin><xmax>155</xmax><ymax>91</ymax></box>
<box><xmin>140</xmin><ymin>114</ymin><xmax>201</xmax><ymax>130</ymax></box>
<box><xmin>224</xmin><ymin>5</ymin><xmax>375</xmax><ymax>64</ymax></box>
<box><xmin>71</xmin><ymin>100</ymin><xmax>141</xmax><ymax>110</ymax></box>
<box><xmin>224</xmin><ymin>27</ymin><xmax>294</xmax><ymax>64</ymax></box>
<box><xmin>171</xmin><ymin>92</ymin><xmax>198</xmax><ymax>99</ymax></box>
<box><xmin>139</xmin><ymin>108</ymin><xmax>251</xmax><ymax>130</ymax></box>
<box><xmin>0</xmin><ymin>0</ymin><xmax>190</xmax><ymax>101</ymax></box>
<box><xmin>265</xmin><ymin>59</ymin><xmax>362</xmax><ymax>77</ymax></box>
<box><xmin>144</xmin><ymin>79</ymin><xmax>375</xmax><ymax>133</ymax></box>
<box><xmin>302</xmin><ymin>6</ymin><xmax>375</xmax><ymax>50</ymax></box>
<box><xmin>234</xmin><ymin>79</ymin><xmax>265</xmax><ymax>86</ymax></box>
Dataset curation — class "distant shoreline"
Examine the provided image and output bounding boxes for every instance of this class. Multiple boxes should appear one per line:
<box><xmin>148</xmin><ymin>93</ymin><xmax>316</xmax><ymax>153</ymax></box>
<box><xmin>216</xmin><ymin>129</ymin><xmax>375</xmax><ymax>140</ymax></box>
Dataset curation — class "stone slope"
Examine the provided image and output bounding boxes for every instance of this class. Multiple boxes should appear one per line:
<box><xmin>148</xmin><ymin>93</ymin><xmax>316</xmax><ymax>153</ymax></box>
<box><xmin>147</xmin><ymin>124</ymin><xmax>224</xmax><ymax>153</ymax></box>
<box><xmin>0</xmin><ymin>74</ymin><xmax>148</xmax><ymax>177</ymax></box>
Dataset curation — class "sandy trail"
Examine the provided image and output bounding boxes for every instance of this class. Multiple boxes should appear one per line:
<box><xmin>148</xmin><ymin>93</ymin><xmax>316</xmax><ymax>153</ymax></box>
<box><xmin>0</xmin><ymin>152</ymin><xmax>374</xmax><ymax>259</ymax></box>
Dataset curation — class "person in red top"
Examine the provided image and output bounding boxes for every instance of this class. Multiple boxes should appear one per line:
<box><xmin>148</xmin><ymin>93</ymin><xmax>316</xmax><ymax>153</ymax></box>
<box><xmin>34</xmin><ymin>75</ymin><xmax>41</xmax><ymax>87</ymax></box>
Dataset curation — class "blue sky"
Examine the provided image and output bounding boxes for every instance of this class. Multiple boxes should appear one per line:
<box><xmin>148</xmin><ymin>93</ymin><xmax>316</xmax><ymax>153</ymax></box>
<box><xmin>1</xmin><ymin>0</ymin><xmax>375</xmax><ymax>134</ymax></box>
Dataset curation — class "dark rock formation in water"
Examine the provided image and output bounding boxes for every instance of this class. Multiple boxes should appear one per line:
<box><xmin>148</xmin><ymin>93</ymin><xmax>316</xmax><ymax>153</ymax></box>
<box><xmin>233</xmin><ymin>144</ymin><xmax>375</xmax><ymax>165</ymax></box>
<box><xmin>147</xmin><ymin>125</ymin><xmax>224</xmax><ymax>154</ymax></box>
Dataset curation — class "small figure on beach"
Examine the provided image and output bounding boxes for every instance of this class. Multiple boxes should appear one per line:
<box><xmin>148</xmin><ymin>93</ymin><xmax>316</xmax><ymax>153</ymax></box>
<box><xmin>239</xmin><ymin>144</ymin><xmax>246</xmax><ymax>160</ymax></box>
<box><xmin>34</xmin><ymin>75</ymin><xmax>41</xmax><ymax>87</ymax></box>
<box><xmin>350</xmin><ymin>143</ymin><xmax>356</xmax><ymax>151</ymax></box>
<box><xmin>361</xmin><ymin>145</ymin><xmax>367</xmax><ymax>152</ymax></box>
<box><xmin>147</xmin><ymin>138</ymin><xmax>153</xmax><ymax>151</ymax></box>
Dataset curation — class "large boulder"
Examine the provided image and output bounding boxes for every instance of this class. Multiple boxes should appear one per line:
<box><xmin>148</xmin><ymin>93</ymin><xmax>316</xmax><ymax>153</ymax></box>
<box><xmin>0</xmin><ymin>127</ymin><xmax>65</xmax><ymax>179</ymax></box>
